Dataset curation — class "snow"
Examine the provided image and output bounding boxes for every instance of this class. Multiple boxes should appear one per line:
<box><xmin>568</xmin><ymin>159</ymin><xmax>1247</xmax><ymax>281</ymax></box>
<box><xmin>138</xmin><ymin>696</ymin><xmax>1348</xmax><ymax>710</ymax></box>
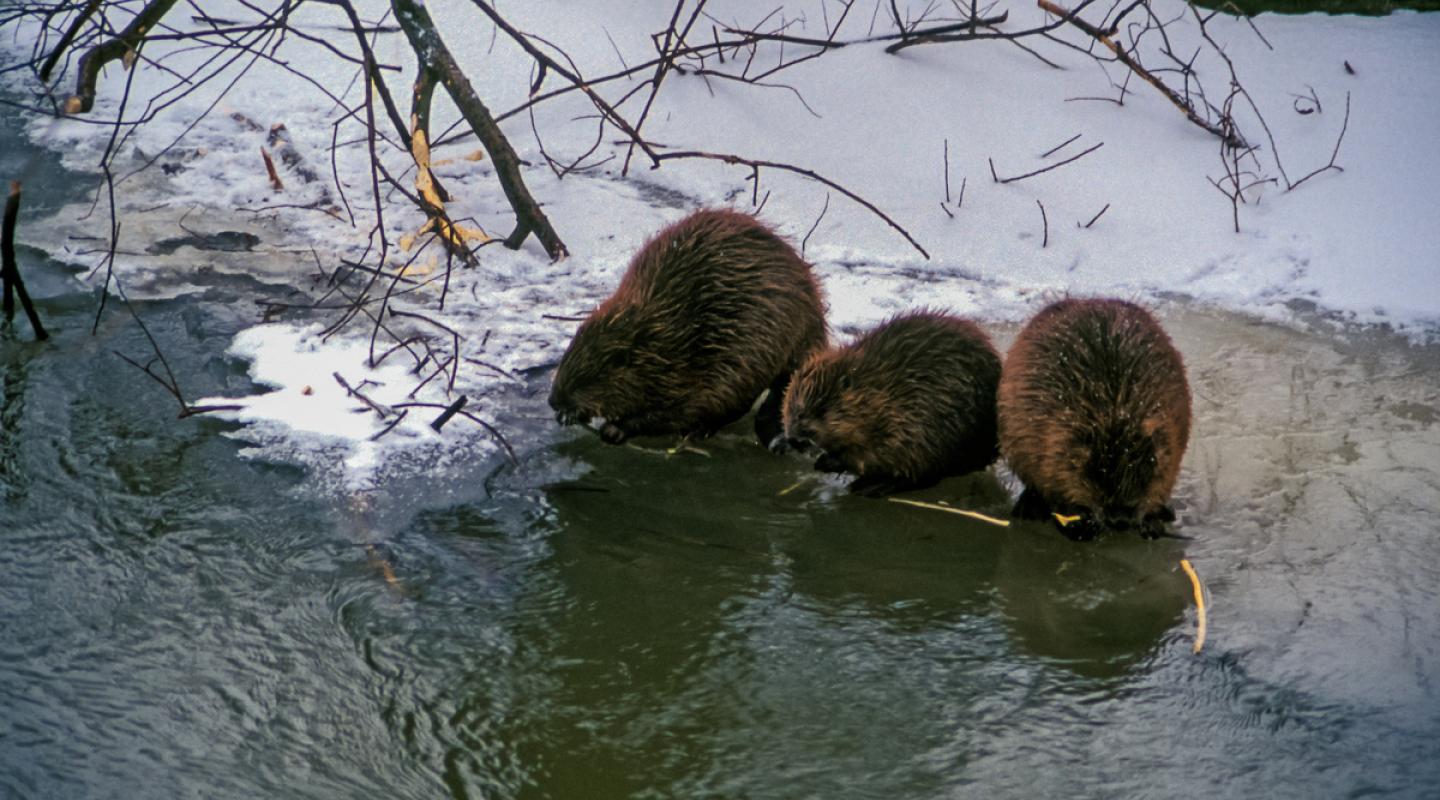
<box><xmin>3</xmin><ymin>1</ymin><xmax>1438</xmax><ymax>485</ymax></box>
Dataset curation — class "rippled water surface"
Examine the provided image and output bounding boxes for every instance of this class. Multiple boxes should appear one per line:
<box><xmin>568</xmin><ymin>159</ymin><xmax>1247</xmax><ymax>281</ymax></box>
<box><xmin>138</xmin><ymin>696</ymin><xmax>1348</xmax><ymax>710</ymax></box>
<box><xmin>3</xmin><ymin>136</ymin><xmax>1439</xmax><ymax>799</ymax></box>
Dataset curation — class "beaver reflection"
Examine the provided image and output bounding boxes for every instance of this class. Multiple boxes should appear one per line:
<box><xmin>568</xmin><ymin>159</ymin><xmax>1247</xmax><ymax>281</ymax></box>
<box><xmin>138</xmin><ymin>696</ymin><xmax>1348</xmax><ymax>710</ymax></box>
<box><xmin>540</xmin><ymin>432</ymin><xmax>1186</xmax><ymax>680</ymax></box>
<box><xmin>993</xmin><ymin>521</ymin><xmax>1190</xmax><ymax>677</ymax></box>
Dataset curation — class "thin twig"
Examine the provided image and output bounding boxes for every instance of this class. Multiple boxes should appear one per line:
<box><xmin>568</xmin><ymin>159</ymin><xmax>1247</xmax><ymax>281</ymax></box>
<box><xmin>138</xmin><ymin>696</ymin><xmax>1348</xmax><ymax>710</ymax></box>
<box><xmin>1289</xmin><ymin>91</ymin><xmax>1350</xmax><ymax>191</ymax></box>
<box><xmin>394</xmin><ymin>401</ymin><xmax>517</xmax><ymax>464</ymax></box>
<box><xmin>943</xmin><ymin>138</ymin><xmax>952</xmax><ymax>203</ymax></box>
<box><xmin>992</xmin><ymin>141</ymin><xmax>1104</xmax><ymax>184</ymax></box>
<box><xmin>1041</xmin><ymin>132</ymin><xmax>1082</xmax><ymax>158</ymax></box>
<box><xmin>802</xmin><ymin>193</ymin><xmax>830</xmax><ymax>257</ymax></box>
<box><xmin>1037</xmin><ymin>199</ymin><xmax>1049</xmax><ymax>247</ymax></box>
<box><xmin>655</xmin><ymin>149</ymin><xmax>929</xmax><ymax>259</ymax></box>
<box><xmin>334</xmin><ymin>371</ymin><xmax>391</xmax><ymax>418</ymax></box>
<box><xmin>1038</xmin><ymin>0</ymin><xmax>1245</xmax><ymax>148</ymax></box>
<box><xmin>1080</xmin><ymin>202</ymin><xmax>1110</xmax><ymax>228</ymax></box>
<box><xmin>369</xmin><ymin>408</ymin><xmax>410</xmax><ymax>441</ymax></box>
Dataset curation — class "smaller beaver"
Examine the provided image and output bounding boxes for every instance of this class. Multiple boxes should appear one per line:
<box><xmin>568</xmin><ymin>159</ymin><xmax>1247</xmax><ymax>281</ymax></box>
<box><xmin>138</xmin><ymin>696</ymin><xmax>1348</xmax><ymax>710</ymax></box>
<box><xmin>782</xmin><ymin>310</ymin><xmax>1002</xmax><ymax>496</ymax></box>
<box><xmin>549</xmin><ymin>209</ymin><xmax>827</xmax><ymax>446</ymax></box>
<box><xmin>998</xmin><ymin>298</ymin><xmax>1191</xmax><ymax>540</ymax></box>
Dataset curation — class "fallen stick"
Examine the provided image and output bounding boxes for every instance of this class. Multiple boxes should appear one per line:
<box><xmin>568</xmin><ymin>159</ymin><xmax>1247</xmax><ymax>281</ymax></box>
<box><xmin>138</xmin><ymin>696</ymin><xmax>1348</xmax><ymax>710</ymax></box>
<box><xmin>333</xmin><ymin>371</ymin><xmax>390</xmax><ymax>418</ymax></box>
<box><xmin>888</xmin><ymin>497</ymin><xmax>1011</xmax><ymax>527</ymax></box>
<box><xmin>1180</xmin><ymin>558</ymin><xmax>1208</xmax><ymax>653</ymax></box>
<box><xmin>394</xmin><ymin>401</ymin><xmax>516</xmax><ymax>464</ymax></box>
<box><xmin>429</xmin><ymin>395</ymin><xmax>468</xmax><ymax>431</ymax></box>
<box><xmin>261</xmin><ymin>147</ymin><xmax>285</xmax><ymax>191</ymax></box>
<box><xmin>392</xmin><ymin>0</ymin><xmax>568</xmax><ymax>259</ymax></box>
<box><xmin>2</xmin><ymin>182</ymin><xmax>49</xmax><ymax>340</ymax></box>
<box><xmin>366</xmin><ymin>544</ymin><xmax>402</xmax><ymax>590</ymax></box>
<box><xmin>992</xmin><ymin>142</ymin><xmax>1104</xmax><ymax>184</ymax></box>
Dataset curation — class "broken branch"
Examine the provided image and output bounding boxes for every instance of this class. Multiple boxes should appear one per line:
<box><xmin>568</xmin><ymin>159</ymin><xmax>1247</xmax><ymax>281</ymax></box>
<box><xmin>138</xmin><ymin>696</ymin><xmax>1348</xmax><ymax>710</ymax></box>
<box><xmin>391</xmin><ymin>0</ymin><xmax>568</xmax><ymax>260</ymax></box>
<box><xmin>66</xmin><ymin>0</ymin><xmax>181</xmax><ymax>114</ymax></box>
<box><xmin>1</xmin><ymin>182</ymin><xmax>48</xmax><ymax>341</ymax></box>
<box><xmin>1037</xmin><ymin>0</ymin><xmax>1246</xmax><ymax>149</ymax></box>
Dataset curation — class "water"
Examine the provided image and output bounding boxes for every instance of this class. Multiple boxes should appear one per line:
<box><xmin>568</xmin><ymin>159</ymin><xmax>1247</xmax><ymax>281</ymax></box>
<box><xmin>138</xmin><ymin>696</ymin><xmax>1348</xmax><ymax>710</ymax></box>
<box><xmin>3</xmin><ymin>146</ymin><xmax>1439</xmax><ymax>798</ymax></box>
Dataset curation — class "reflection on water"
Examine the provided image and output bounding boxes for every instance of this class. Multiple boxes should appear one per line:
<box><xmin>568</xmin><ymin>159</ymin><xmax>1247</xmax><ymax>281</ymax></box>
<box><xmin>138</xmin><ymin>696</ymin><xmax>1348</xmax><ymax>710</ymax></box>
<box><xmin>4</xmin><ymin>235</ymin><xmax>1440</xmax><ymax>800</ymax></box>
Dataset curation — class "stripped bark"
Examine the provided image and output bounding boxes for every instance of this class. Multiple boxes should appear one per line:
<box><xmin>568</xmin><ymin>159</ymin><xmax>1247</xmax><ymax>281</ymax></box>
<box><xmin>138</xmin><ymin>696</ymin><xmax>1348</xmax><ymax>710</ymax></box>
<box><xmin>392</xmin><ymin>0</ymin><xmax>568</xmax><ymax>260</ymax></box>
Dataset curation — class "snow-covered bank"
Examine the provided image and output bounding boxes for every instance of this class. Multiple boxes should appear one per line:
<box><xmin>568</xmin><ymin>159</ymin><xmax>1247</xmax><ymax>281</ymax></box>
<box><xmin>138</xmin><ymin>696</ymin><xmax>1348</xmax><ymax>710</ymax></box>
<box><xmin>3</xmin><ymin>1</ymin><xmax>1437</xmax><ymax>483</ymax></box>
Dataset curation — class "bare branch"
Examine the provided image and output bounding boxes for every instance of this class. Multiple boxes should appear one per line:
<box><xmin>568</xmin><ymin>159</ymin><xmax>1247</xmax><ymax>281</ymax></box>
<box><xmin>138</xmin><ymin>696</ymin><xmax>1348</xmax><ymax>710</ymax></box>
<box><xmin>1037</xmin><ymin>0</ymin><xmax>1246</xmax><ymax>148</ymax></box>
<box><xmin>39</xmin><ymin>0</ymin><xmax>102</xmax><ymax>83</ymax></box>
<box><xmin>654</xmin><ymin>149</ymin><xmax>930</xmax><ymax>259</ymax></box>
<box><xmin>391</xmin><ymin>0</ymin><xmax>568</xmax><ymax>260</ymax></box>
<box><xmin>802</xmin><ymin>193</ymin><xmax>831</xmax><ymax>257</ymax></box>
<box><xmin>1289</xmin><ymin>91</ymin><xmax>1350</xmax><ymax>191</ymax></box>
<box><xmin>66</xmin><ymin>0</ymin><xmax>182</xmax><ymax>114</ymax></box>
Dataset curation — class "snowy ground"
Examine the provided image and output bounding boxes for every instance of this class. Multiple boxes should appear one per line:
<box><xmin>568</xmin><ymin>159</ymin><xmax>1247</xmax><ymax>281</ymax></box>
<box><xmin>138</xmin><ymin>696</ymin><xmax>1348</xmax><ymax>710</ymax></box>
<box><xmin>3</xmin><ymin>0</ymin><xmax>1437</xmax><ymax>485</ymax></box>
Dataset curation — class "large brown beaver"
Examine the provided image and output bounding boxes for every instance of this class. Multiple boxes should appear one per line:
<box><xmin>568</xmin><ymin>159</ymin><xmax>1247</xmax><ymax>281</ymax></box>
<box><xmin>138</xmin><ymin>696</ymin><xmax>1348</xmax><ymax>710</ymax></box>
<box><xmin>998</xmin><ymin>298</ymin><xmax>1191</xmax><ymax>540</ymax></box>
<box><xmin>782</xmin><ymin>310</ymin><xmax>1002</xmax><ymax>496</ymax></box>
<box><xmin>549</xmin><ymin>209</ymin><xmax>827</xmax><ymax>446</ymax></box>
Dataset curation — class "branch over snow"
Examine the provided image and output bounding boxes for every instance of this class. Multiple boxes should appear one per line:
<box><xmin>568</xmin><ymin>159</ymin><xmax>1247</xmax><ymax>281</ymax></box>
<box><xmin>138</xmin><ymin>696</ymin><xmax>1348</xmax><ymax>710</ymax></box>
<box><xmin>1037</xmin><ymin>0</ymin><xmax>1246</xmax><ymax>149</ymax></box>
<box><xmin>391</xmin><ymin>0</ymin><xmax>568</xmax><ymax>260</ymax></box>
<box><xmin>65</xmin><ymin>0</ymin><xmax>181</xmax><ymax>114</ymax></box>
<box><xmin>653</xmin><ymin>149</ymin><xmax>930</xmax><ymax>260</ymax></box>
<box><xmin>39</xmin><ymin>0</ymin><xmax>102</xmax><ymax>83</ymax></box>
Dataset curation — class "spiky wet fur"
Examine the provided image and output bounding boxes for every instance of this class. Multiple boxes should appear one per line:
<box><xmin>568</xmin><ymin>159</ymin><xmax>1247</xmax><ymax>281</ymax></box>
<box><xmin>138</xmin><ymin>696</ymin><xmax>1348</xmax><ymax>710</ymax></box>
<box><xmin>782</xmin><ymin>310</ymin><xmax>1001</xmax><ymax>495</ymax></box>
<box><xmin>998</xmin><ymin>298</ymin><xmax>1191</xmax><ymax>539</ymax></box>
<box><xmin>549</xmin><ymin>209</ymin><xmax>827</xmax><ymax>444</ymax></box>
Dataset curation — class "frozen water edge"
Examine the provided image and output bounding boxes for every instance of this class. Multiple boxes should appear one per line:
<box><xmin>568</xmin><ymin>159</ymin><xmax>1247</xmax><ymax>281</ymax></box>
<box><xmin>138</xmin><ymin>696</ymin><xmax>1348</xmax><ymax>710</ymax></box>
<box><xmin>16</xmin><ymin>147</ymin><xmax>1440</xmax><ymax>490</ymax></box>
<box><xmin>4</xmin><ymin>1</ymin><xmax>1438</xmax><ymax>485</ymax></box>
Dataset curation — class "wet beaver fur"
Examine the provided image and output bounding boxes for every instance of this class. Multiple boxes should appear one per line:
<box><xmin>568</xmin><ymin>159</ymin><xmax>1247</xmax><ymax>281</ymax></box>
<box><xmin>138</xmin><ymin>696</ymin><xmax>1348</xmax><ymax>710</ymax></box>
<box><xmin>549</xmin><ymin>209</ymin><xmax>827</xmax><ymax>446</ymax></box>
<box><xmin>781</xmin><ymin>310</ymin><xmax>1002</xmax><ymax>496</ymax></box>
<box><xmin>998</xmin><ymin>298</ymin><xmax>1191</xmax><ymax>540</ymax></box>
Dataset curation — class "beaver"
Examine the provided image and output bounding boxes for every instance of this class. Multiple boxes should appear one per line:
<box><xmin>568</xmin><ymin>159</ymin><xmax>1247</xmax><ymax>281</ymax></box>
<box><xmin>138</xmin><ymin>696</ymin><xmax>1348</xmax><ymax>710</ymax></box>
<box><xmin>549</xmin><ymin>209</ymin><xmax>827</xmax><ymax>446</ymax></box>
<box><xmin>998</xmin><ymin>298</ymin><xmax>1191</xmax><ymax>540</ymax></box>
<box><xmin>781</xmin><ymin>310</ymin><xmax>1002</xmax><ymax>496</ymax></box>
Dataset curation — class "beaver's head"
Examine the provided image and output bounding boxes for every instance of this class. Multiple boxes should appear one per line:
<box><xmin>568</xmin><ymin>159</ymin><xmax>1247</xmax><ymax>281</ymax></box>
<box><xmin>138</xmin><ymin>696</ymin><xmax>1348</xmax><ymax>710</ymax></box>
<box><xmin>549</xmin><ymin>308</ymin><xmax>654</xmax><ymax>434</ymax></box>
<box><xmin>1050</xmin><ymin>416</ymin><xmax>1176</xmax><ymax>539</ymax></box>
<box><xmin>782</xmin><ymin>350</ymin><xmax>884</xmax><ymax>472</ymax></box>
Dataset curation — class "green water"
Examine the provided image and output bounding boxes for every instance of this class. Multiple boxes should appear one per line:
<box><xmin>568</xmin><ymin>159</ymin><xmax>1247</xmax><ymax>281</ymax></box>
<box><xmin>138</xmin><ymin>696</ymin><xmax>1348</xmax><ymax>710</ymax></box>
<box><xmin>4</xmin><ymin>122</ymin><xmax>1440</xmax><ymax>798</ymax></box>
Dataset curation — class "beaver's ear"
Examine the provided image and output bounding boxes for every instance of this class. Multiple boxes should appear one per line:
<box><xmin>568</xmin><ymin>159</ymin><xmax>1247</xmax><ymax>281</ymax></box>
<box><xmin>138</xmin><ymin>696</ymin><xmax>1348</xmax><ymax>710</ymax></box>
<box><xmin>1148</xmin><ymin>423</ymin><xmax>1170</xmax><ymax>456</ymax></box>
<box><xmin>836</xmin><ymin>369</ymin><xmax>855</xmax><ymax>392</ymax></box>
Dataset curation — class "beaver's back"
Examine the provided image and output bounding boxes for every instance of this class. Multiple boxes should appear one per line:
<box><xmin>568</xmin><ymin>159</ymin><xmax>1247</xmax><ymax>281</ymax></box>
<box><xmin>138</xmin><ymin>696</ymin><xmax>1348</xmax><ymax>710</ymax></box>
<box><xmin>998</xmin><ymin>299</ymin><xmax>1190</xmax><ymax>530</ymax></box>
<box><xmin>784</xmin><ymin>310</ymin><xmax>1001</xmax><ymax>493</ymax></box>
<box><xmin>551</xmin><ymin>209</ymin><xmax>827</xmax><ymax>443</ymax></box>
<box><xmin>610</xmin><ymin>209</ymin><xmax>825</xmax><ymax>389</ymax></box>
